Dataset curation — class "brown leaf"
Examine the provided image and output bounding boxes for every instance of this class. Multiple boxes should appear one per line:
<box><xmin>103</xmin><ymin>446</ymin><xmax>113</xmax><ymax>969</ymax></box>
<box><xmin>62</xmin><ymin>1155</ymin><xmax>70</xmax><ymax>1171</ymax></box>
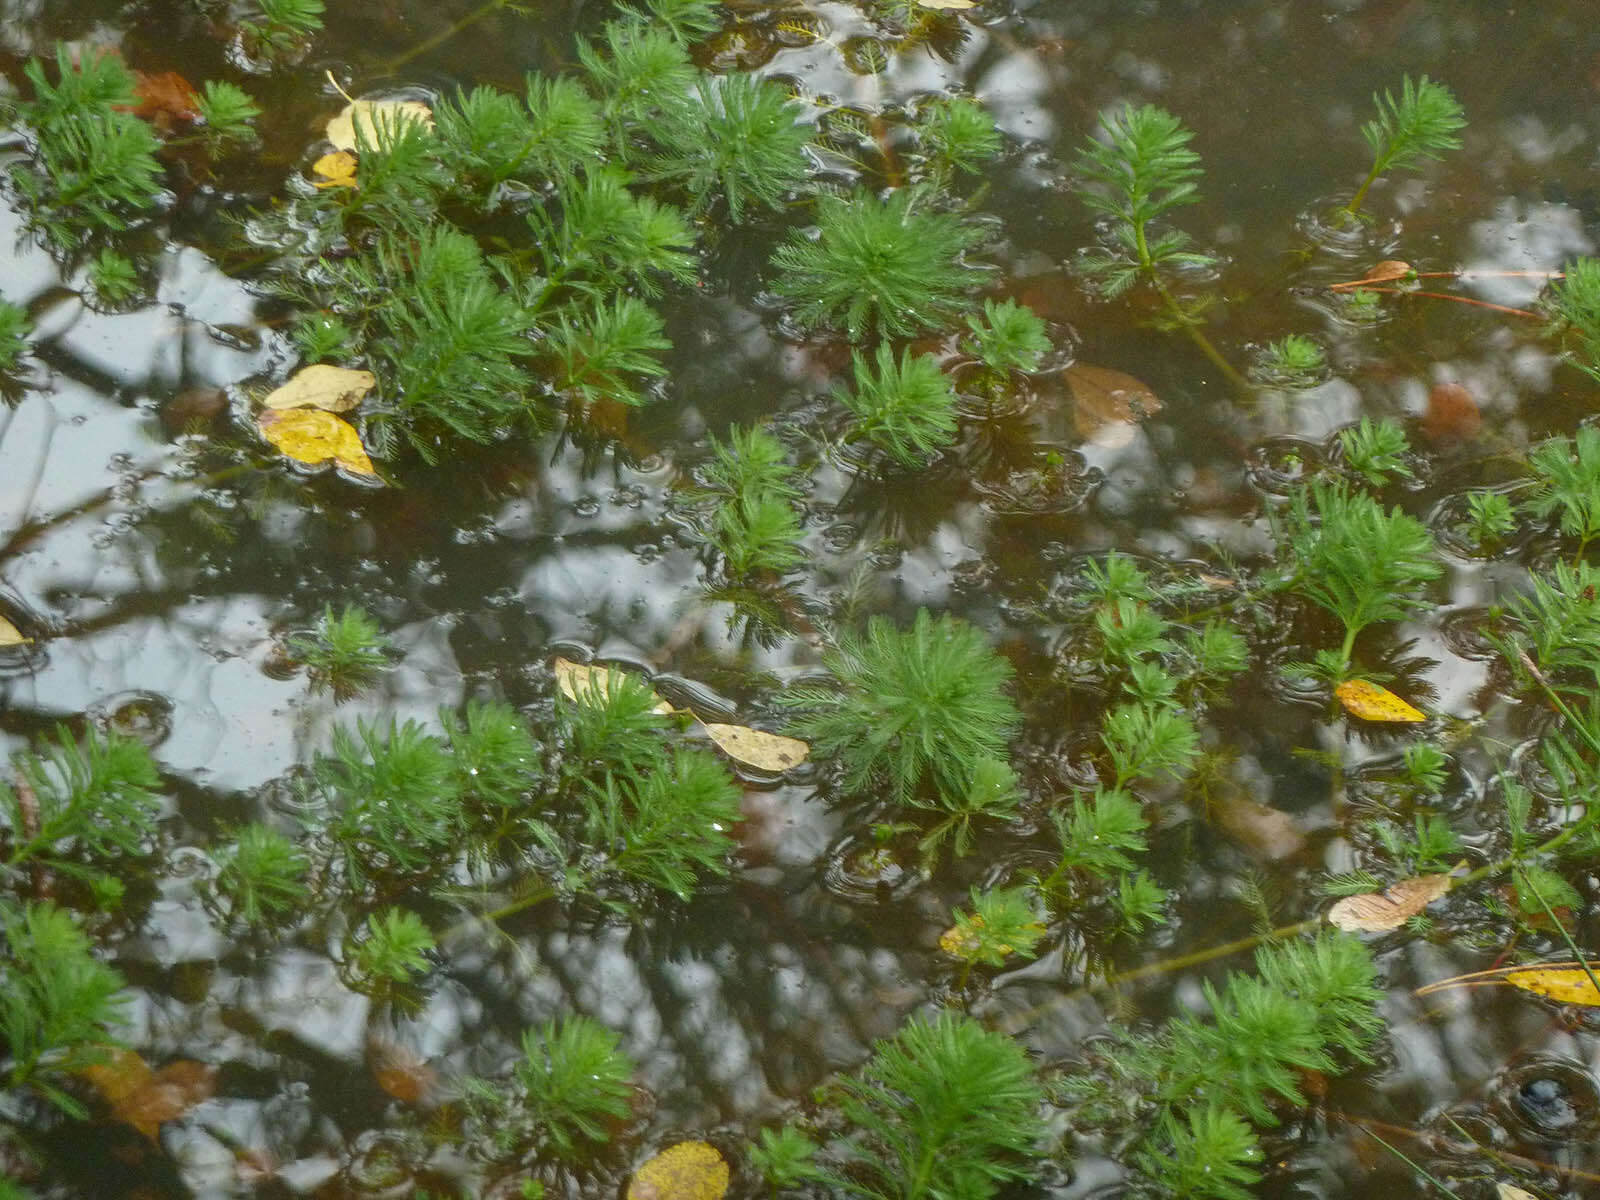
<box><xmin>1327</xmin><ymin>873</ymin><xmax>1452</xmax><ymax>931</ymax></box>
<box><xmin>124</xmin><ymin>70</ymin><xmax>202</xmax><ymax>127</ymax></box>
<box><xmin>700</xmin><ymin>723</ymin><xmax>809</xmax><ymax>772</ymax></box>
<box><xmin>1334</xmin><ymin>679</ymin><xmax>1425</xmax><ymax>723</ymax></box>
<box><xmin>1212</xmin><ymin>792</ymin><xmax>1305</xmax><ymax>860</ymax></box>
<box><xmin>1331</xmin><ymin>260</ymin><xmax>1413</xmax><ymax>290</ymax></box>
<box><xmin>1503</xmin><ymin>966</ymin><xmax>1600</xmax><ymax>1007</ymax></box>
<box><xmin>1422</xmin><ymin>381</ymin><xmax>1482</xmax><ymax>444</ymax></box>
<box><xmin>1066</xmin><ymin>364</ymin><xmax>1162</xmax><ymax>449</ymax></box>
<box><xmin>85</xmin><ymin>1049</ymin><xmax>215</xmax><ymax>1141</ymax></box>
<box><xmin>627</xmin><ymin>1141</ymin><xmax>729</xmax><ymax>1200</ymax></box>
<box><xmin>369</xmin><ymin>1041</ymin><xmax>435</xmax><ymax>1105</ymax></box>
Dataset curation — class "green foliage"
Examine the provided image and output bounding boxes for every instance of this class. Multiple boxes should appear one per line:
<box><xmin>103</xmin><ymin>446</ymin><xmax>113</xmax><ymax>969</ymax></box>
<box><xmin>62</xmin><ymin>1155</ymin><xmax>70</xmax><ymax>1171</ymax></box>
<box><xmin>289</xmin><ymin>605</ymin><xmax>393</xmax><ymax>699</ymax></box>
<box><xmin>1372</xmin><ymin>812</ymin><xmax>1462</xmax><ymax>874</ymax></box>
<box><xmin>1465</xmin><ymin>489</ymin><xmax>1516</xmax><ymax>547</ymax></box>
<box><xmin>962</xmin><ymin>298</ymin><xmax>1050</xmax><ymax>374</ymax></box>
<box><xmin>1</xmin><ymin>726</ymin><xmax>162</xmax><ymax>894</ymax></box>
<box><xmin>1339</xmin><ymin>417</ymin><xmax>1413</xmax><ymax>486</ymax></box>
<box><xmin>514</xmin><ymin>1016</ymin><xmax>634</xmax><ymax>1157</ymax></box>
<box><xmin>543</xmin><ymin>294</ymin><xmax>671</xmax><ymax>409</ymax></box>
<box><xmin>836</xmin><ymin>343</ymin><xmax>959</xmax><ymax>467</ymax></box>
<box><xmin>1073</xmin><ymin>103</ymin><xmax>1213</xmax><ymax>297</ymax></box>
<box><xmin>1499</xmin><ymin>560</ymin><xmax>1600</xmax><ymax>687</ymax></box>
<box><xmin>349</xmin><ymin>908</ymin><xmax>435</xmax><ymax>985</ymax></box>
<box><xmin>944</xmin><ymin>885</ymin><xmax>1045</xmax><ymax>968</ymax></box>
<box><xmin>559</xmin><ymin>672</ymin><xmax>673</xmax><ymax>777</ymax></box>
<box><xmin>911</xmin><ymin>755</ymin><xmax>1021</xmax><ymax>864</ymax></box>
<box><xmin>621</xmin><ymin>0</ymin><xmax>722</xmax><ymax>44</ymax></box>
<box><xmin>1079</xmin><ymin>550</ymin><xmax>1155</xmax><ymax>606</ymax></box>
<box><xmin>1051</xmin><ymin>786</ymin><xmax>1148</xmax><ymax>876</ymax></box>
<box><xmin>241</xmin><ymin>0</ymin><xmax>324</xmax><ymax>55</ymax></box>
<box><xmin>1525</xmin><ymin>426</ymin><xmax>1600</xmax><ymax>555</ymax></box>
<box><xmin>86</xmin><ymin>248</ymin><xmax>141</xmax><ymax>308</ymax></box>
<box><xmin>1402</xmin><ymin>743</ymin><xmax>1448</xmax><ymax>794</ymax></box>
<box><xmin>1103</xmin><ymin>702</ymin><xmax>1199</xmax><ymax>788</ymax></box>
<box><xmin>0</xmin><ymin>301</ymin><xmax>31</xmax><ymax>372</ymax></box>
<box><xmin>1347</xmin><ymin>74</ymin><xmax>1466</xmax><ymax>217</ymax></box>
<box><xmin>918</xmin><ymin>96</ymin><xmax>1002</xmax><ymax>182</ymax></box>
<box><xmin>1251</xmin><ymin>334</ymin><xmax>1326</xmax><ymax>387</ymax></box>
<box><xmin>1544</xmin><ymin>256</ymin><xmax>1600</xmax><ymax>382</ymax></box>
<box><xmin>522</xmin><ymin>76</ymin><xmax>608</xmax><ymax>180</ymax></box>
<box><xmin>10</xmin><ymin>48</ymin><xmax>164</xmax><ymax>251</ymax></box>
<box><xmin>780</xmin><ymin>609</ymin><xmax>1020</xmax><ymax>805</ymax></box>
<box><xmin>0</xmin><ymin>901</ymin><xmax>128</xmax><ymax>1115</ymax></box>
<box><xmin>196</xmin><ymin>81</ymin><xmax>260</xmax><ymax>149</ymax></box>
<box><xmin>292</xmin><ymin>313</ymin><xmax>355</xmax><ymax>364</ymax></box>
<box><xmin>1278</xmin><ymin>478</ymin><xmax>1441</xmax><ymax>668</ymax></box>
<box><xmin>212</xmin><ymin>824</ymin><xmax>308</xmax><ymax>927</ymax></box>
<box><xmin>826</xmin><ymin>1012</ymin><xmax>1044</xmax><ymax>1200</ymax></box>
<box><xmin>579</xmin><ymin>20</ymin><xmax>697</xmax><ymax>133</ymax></box>
<box><xmin>772</xmin><ymin>188</ymin><xmax>984</xmax><ymax>340</ymax></box>
<box><xmin>532</xmin><ymin>167</ymin><xmax>697</xmax><ymax>300</ymax></box>
<box><xmin>689</xmin><ymin>427</ymin><xmax>806</xmax><ymax>579</ymax></box>
<box><xmin>749</xmin><ymin>1125</ymin><xmax>821</xmax><ymax>1189</ymax></box>
<box><xmin>647</xmin><ymin>75</ymin><xmax>812</xmax><ymax>220</ymax></box>
<box><xmin>442</xmin><ymin>701</ymin><xmax>540</xmax><ymax>813</ymax></box>
<box><xmin>1185</xmin><ymin>620</ymin><xmax>1249</xmax><ymax>680</ymax></box>
<box><xmin>1136</xmin><ymin>1104</ymin><xmax>1261</xmax><ymax>1200</ymax></box>
<box><xmin>320</xmin><ymin>720</ymin><xmax>458</xmax><ymax>887</ymax></box>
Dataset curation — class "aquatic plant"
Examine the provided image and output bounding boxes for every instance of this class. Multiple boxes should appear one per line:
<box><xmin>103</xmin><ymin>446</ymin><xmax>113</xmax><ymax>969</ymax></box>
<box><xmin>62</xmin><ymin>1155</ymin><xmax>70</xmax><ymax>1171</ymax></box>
<box><xmin>1250</xmin><ymin>334</ymin><xmax>1326</xmax><ymax>387</ymax></box>
<box><xmin>0</xmin><ymin>901</ymin><xmax>128</xmax><ymax>1115</ymax></box>
<box><xmin>962</xmin><ymin>298</ymin><xmax>1051</xmax><ymax>375</ymax></box>
<box><xmin>772</xmin><ymin>188</ymin><xmax>985</xmax><ymax>340</ymax></box>
<box><xmin>289</xmin><ymin>604</ymin><xmax>394</xmax><ymax>699</ymax></box>
<box><xmin>780</xmin><ymin>609</ymin><xmax>1020</xmax><ymax>805</ymax></box>
<box><xmin>824</xmin><ymin>1011</ymin><xmax>1044</xmax><ymax>1200</ymax></box>
<box><xmin>195</xmin><ymin>81</ymin><xmax>260</xmax><ymax>149</ymax></box>
<box><xmin>0</xmin><ymin>302</ymin><xmax>31</xmax><ymax>372</ymax></box>
<box><xmin>1464</xmin><ymin>489</ymin><xmax>1516</xmax><ymax>549</ymax></box>
<box><xmin>693</xmin><ymin>428</ymin><xmax>807</xmax><ymax>578</ymax></box>
<box><xmin>917</xmin><ymin>95</ymin><xmax>1003</xmax><ymax>184</ymax></box>
<box><xmin>909</xmin><ymin>754</ymin><xmax>1021</xmax><ymax>864</ymax></box>
<box><xmin>1344</xmin><ymin>74</ymin><xmax>1466</xmax><ymax>219</ymax></box>
<box><xmin>239</xmin><ymin>0</ymin><xmax>324</xmax><ymax>56</ymax></box>
<box><xmin>347</xmin><ymin>907</ymin><xmax>435</xmax><ymax>987</ymax></box>
<box><xmin>1543</xmin><ymin>257</ymin><xmax>1600</xmax><ymax>382</ymax></box>
<box><xmin>836</xmin><ymin>343</ymin><xmax>959</xmax><ymax>467</ymax></box>
<box><xmin>1136</xmin><ymin>1105</ymin><xmax>1261</xmax><ymax>1200</ymax></box>
<box><xmin>749</xmin><ymin>1126</ymin><xmax>822</xmax><ymax>1191</ymax></box>
<box><xmin>211</xmin><ymin>824</ymin><xmax>308</xmax><ymax>928</ymax></box>
<box><xmin>1277</xmin><ymin>478</ymin><xmax>1441</xmax><ymax>674</ymax></box>
<box><xmin>1524</xmin><ymin>426</ymin><xmax>1600</xmax><ymax>559</ymax></box>
<box><xmin>85</xmin><ymin>249</ymin><xmax>141</xmax><ymax>308</ymax></box>
<box><xmin>1339</xmin><ymin>416</ymin><xmax>1413</xmax><ymax>486</ymax></box>
<box><xmin>942</xmin><ymin>884</ymin><xmax>1045</xmax><ymax>972</ymax></box>
<box><xmin>513</xmin><ymin>1015</ymin><xmax>635</xmax><ymax>1157</ymax></box>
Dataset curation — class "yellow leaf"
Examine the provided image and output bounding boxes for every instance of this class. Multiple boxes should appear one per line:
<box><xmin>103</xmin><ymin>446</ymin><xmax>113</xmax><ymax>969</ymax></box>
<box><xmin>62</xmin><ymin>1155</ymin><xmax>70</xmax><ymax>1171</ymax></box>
<box><xmin>1334</xmin><ymin>679</ymin><xmax>1425</xmax><ymax>723</ymax></box>
<box><xmin>257</xmin><ymin>408</ymin><xmax>378</xmax><ymax>479</ymax></box>
<box><xmin>700</xmin><ymin>723</ymin><xmax>808</xmax><ymax>772</ymax></box>
<box><xmin>1327</xmin><ymin>873</ymin><xmax>1452</xmax><ymax>932</ymax></box>
<box><xmin>627</xmin><ymin>1141</ymin><xmax>729</xmax><ymax>1200</ymax></box>
<box><xmin>326</xmin><ymin>98</ymin><xmax>434</xmax><ymax>152</ymax></box>
<box><xmin>262</xmin><ymin>364</ymin><xmax>375</xmax><ymax>413</ymax></box>
<box><xmin>1497</xmin><ymin>1186</ymin><xmax>1539</xmax><ymax>1200</ymax></box>
<box><xmin>1504</xmin><ymin>966</ymin><xmax>1600</xmax><ymax>1007</ymax></box>
<box><xmin>311</xmin><ymin>150</ymin><xmax>359</xmax><ymax>189</ymax></box>
<box><xmin>916</xmin><ymin>0</ymin><xmax>977</xmax><ymax>8</ymax></box>
<box><xmin>551</xmin><ymin>657</ymin><xmax>674</xmax><ymax>715</ymax></box>
<box><xmin>0</xmin><ymin>615</ymin><xmax>28</xmax><ymax>646</ymax></box>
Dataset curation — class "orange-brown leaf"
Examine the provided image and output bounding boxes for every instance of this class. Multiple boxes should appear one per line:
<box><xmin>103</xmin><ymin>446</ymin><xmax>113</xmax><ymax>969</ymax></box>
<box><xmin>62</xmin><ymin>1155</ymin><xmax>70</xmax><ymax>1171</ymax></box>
<box><xmin>1327</xmin><ymin>873</ymin><xmax>1452</xmax><ymax>931</ymax></box>
<box><xmin>1334</xmin><ymin>679</ymin><xmax>1425</xmax><ymax>723</ymax></box>
<box><xmin>1331</xmin><ymin>260</ymin><xmax>1413</xmax><ymax>290</ymax></box>
<box><xmin>126</xmin><ymin>70</ymin><xmax>202</xmax><ymax>126</ymax></box>
<box><xmin>85</xmin><ymin>1049</ymin><xmax>216</xmax><ymax>1140</ymax></box>
<box><xmin>1422</xmin><ymin>381</ymin><xmax>1482</xmax><ymax>444</ymax></box>
<box><xmin>1066</xmin><ymin>364</ymin><xmax>1162</xmax><ymax>449</ymax></box>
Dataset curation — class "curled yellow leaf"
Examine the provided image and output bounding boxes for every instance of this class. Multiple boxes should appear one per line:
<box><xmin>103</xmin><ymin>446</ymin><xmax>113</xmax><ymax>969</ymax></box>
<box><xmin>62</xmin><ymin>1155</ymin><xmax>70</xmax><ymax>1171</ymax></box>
<box><xmin>257</xmin><ymin>408</ymin><xmax>377</xmax><ymax>479</ymax></box>
<box><xmin>263</xmin><ymin>364</ymin><xmax>374</xmax><ymax>413</ymax></box>
<box><xmin>311</xmin><ymin>150</ymin><xmax>359</xmax><ymax>189</ymax></box>
<box><xmin>1334</xmin><ymin>679</ymin><xmax>1425</xmax><ymax>723</ymax></box>
<box><xmin>0</xmin><ymin>615</ymin><xmax>28</xmax><ymax>647</ymax></box>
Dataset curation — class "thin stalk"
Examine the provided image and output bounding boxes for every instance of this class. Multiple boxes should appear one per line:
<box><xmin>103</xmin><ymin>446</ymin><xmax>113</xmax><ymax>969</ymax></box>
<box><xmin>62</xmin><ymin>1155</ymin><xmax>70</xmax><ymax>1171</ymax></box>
<box><xmin>384</xmin><ymin>0</ymin><xmax>514</xmax><ymax>71</ymax></box>
<box><xmin>1352</xmin><ymin>1125</ymin><xmax>1463</xmax><ymax>1197</ymax></box>
<box><xmin>1516</xmin><ymin>866</ymin><xmax>1600</xmax><ymax>1000</ymax></box>
<box><xmin>1333</xmin><ymin>284</ymin><xmax>1541</xmax><ymax>320</ymax></box>
<box><xmin>1148</xmin><ymin>275</ymin><xmax>1254</xmax><ymax>396</ymax></box>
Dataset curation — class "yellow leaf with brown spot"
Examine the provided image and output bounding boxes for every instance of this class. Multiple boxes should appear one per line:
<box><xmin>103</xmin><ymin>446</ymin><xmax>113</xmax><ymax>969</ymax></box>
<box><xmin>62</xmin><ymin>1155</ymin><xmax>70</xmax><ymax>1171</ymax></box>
<box><xmin>257</xmin><ymin>408</ymin><xmax>377</xmax><ymax>479</ymax></box>
<box><xmin>1327</xmin><ymin>873</ymin><xmax>1452</xmax><ymax>932</ymax></box>
<box><xmin>263</xmin><ymin>364</ymin><xmax>374</xmax><ymax>413</ymax></box>
<box><xmin>551</xmin><ymin>657</ymin><xmax>674</xmax><ymax>715</ymax></box>
<box><xmin>1334</xmin><ymin>679</ymin><xmax>1425</xmax><ymax>723</ymax></box>
<box><xmin>1504</xmin><ymin>966</ymin><xmax>1600</xmax><ymax>1007</ymax></box>
<box><xmin>326</xmin><ymin>99</ymin><xmax>434</xmax><ymax>152</ymax></box>
<box><xmin>701</xmin><ymin>723</ymin><xmax>808</xmax><ymax>772</ymax></box>
<box><xmin>311</xmin><ymin>150</ymin><xmax>358</xmax><ymax>189</ymax></box>
<box><xmin>627</xmin><ymin>1141</ymin><xmax>729</xmax><ymax>1200</ymax></box>
<box><xmin>0</xmin><ymin>615</ymin><xmax>27</xmax><ymax>646</ymax></box>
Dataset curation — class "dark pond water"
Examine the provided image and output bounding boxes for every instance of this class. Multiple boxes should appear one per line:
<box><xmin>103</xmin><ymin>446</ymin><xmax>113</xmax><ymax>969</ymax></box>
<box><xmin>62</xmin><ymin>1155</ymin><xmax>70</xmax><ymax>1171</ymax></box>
<box><xmin>3</xmin><ymin>0</ymin><xmax>1600</xmax><ymax>1196</ymax></box>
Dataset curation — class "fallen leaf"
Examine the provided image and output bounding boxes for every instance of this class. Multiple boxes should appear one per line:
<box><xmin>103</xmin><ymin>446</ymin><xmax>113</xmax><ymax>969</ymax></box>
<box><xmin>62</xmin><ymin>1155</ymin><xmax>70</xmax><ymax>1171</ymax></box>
<box><xmin>311</xmin><ymin>150</ymin><xmax>359</xmax><ymax>190</ymax></box>
<box><xmin>262</xmin><ymin>364</ymin><xmax>375</xmax><ymax>413</ymax></box>
<box><xmin>369</xmin><ymin>1041</ymin><xmax>435</xmax><ymax>1105</ymax></box>
<box><xmin>551</xmin><ymin>657</ymin><xmax>674</xmax><ymax>715</ymax></box>
<box><xmin>1504</xmin><ymin>966</ymin><xmax>1600</xmax><ymax>1007</ymax></box>
<box><xmin>123</xmin><ymin>70</ymin><xmax>202</xmax><ymax>127</ymax></box>
<box><xmin>1496</xmin><ymin>1186</ymin><xmax>1538</xmax><ymax>1200</ymax></box>
<box><xmin>1331</xmin><ymin>260</ymin><xmax>1413</xmax><ymax>290</ymax></box>
<box><xmin>1328</xmin><ymin>873</ymin><xmax>1452</xmax><ymax>932</ymax></box>
<box><xmin>1334</xmin><ymin>679</ymin><xmax>1425</xmax><ymax>723</ymax></box>
<box><xmin>700</xmin><ymin>723</ymin><xmax>809</xmax><ymax>772</ymax></box>
<box><xmin>1213</xmin><ymin>791</ymin><xmax>1305</xmax><ymax>860</ymax></box>
<box><xmin>0</xmin><ymin>615</ymin><xmax>28</xmax><ymax>646</ymax></box>
<box><xmin>627</xmin><ymin>1141</ymin><xmax>729</xmax><ymax>1200</ymax></box>
<box><xmin>84</xmin><ymin>1048</ymin><xmax>216</xmax><ymax>1141</ymax></box>
<box><xmin>916</xmin><ymin>0</ymin><xmax>977</xmax><ymax>8</ymax></box>
<box><xmin>326</xmin><ymin>98</ymin><xmax>434</xmax><ymax>152</ymax></box>
<box><xmin>1066</xmin><ymin>364</ymin><xmax>1162</xmax><ymax>449</ymax></box>
<box><xmin>257</xmin><ymin>408</ymin><xmax>378</xmax><ymax>479</ymax></box>
<box><xmin>1422</xmin><ymin>381</ymin><xmax>1482</xmax><ymax>443</ymax></box>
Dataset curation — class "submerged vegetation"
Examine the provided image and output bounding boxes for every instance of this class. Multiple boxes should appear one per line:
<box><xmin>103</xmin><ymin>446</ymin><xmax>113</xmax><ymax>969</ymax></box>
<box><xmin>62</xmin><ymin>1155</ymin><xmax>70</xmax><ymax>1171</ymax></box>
<box><xmin>3</xmin><ymin>0</ymin><xmax>1600</xmax><ymax>1196</ymax></box>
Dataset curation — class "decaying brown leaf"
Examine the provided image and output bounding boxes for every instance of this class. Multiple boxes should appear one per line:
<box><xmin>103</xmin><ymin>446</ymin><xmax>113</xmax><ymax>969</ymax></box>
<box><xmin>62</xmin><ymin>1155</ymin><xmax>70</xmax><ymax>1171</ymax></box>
<box><xmin>369</xmin><ymin>1040</ymin><xmax>435</xmax><ymax>1105</ymax></box>
<box><xmin>1330</xmin><ymin>260</ymin><xmax>1414</xmax><ymax>290</ymax></box>
<box><xmin>1334</xmin><ymin>679</ymin><xmax>1425</xmax><ymax>723</ymax></box>
<box><xmin>700</xmin><ymin>723</ymin><xmax>808</xmax><ymax>772</ymax></box>
<box><xmin>311</xmin><ymin>150</ymin><xmax>359</xmax><ymax>190</ymax></box>
<box><xmin>551</xmin><ymin>657</ymin><xmax>675</xmax><ymax>715</ymax></box>
<box><xmin>1503</xmin><ymin>965</ymin><xmax>1600</xmax><ymax>1007</ymax></box>
<box><xmin>257</xmin><ymin>408</ymin><xmax>378</xmax><ymax>479</ymax></box>
<box><xmin>1212</xmin><ymin>791</ymin><xmax>1305</xmax><ymax>861</ymax></box>
<box><xmin>627</xmin><ymin>1140</ymin><xmax>729</xmax><ymax>1200</ymax></box>
<box><xmin>84</xmin><ymin>1048</ymin><xmax>216</xmax><ymax>1140</ymax></box>
<box><xmin>262</xmin><ymin>364</ymin><xmax>374</xmax><ymax>413</ymax></box>
<box><xmin>1066</xmin><ymin>364</ymin><xmax>1162</xmax><ymax>449</ymax></box>
<box><xmin>124</xmin><ymin>70</ymin><xmax>202</xmax><ymax>127</ymax></box>
<box><xmin>1327</xmin><ymin>873</ymin><xmax>1452</xmax><ymax>932</ymax></box>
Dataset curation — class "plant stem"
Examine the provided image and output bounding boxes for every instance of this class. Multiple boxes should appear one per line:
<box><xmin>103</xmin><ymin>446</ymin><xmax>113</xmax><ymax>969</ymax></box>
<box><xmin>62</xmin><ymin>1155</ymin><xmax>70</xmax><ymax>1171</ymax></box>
<box><xmin>1343</xmin><ymin>169</ymin><xmax>1380</xmax><ymax>223</ymax></box>
<box><xmin>384</xmin><ymin>0</ymin><xmax>513</xmax><ymax>71</ymax></box>
<box><xmin>1149</xmin><ymin>276</ymin><xmax>1254</xmax><ymax>397</ymax></box>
